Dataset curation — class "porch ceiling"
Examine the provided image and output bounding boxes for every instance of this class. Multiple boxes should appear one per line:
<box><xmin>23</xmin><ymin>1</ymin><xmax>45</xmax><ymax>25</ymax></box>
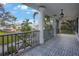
<box><xmin>24</xmin><ymin>3</ymin><xmax>79</xmax><ymax>18</ymax></box>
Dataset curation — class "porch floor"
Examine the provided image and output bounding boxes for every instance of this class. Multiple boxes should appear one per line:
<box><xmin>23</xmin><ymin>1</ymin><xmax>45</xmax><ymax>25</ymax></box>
<box><xmin>23</xmin><ymin>34</ymin><xmax>79</xmax><ymax>56</ymax></box>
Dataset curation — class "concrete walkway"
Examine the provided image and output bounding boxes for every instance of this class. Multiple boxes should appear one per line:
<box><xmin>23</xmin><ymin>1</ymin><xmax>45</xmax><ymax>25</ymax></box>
<box><xmin>23</xmin><ymin>34</ymin><xmax>79</xmax><ymax>56</ymax></box>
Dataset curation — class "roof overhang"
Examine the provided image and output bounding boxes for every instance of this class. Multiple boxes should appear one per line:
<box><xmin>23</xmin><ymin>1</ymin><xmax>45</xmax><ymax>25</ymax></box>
<box><xmin>24</xmin><ymin>3</ymin><xmax>79</xmax><ymax>18</ymax></box>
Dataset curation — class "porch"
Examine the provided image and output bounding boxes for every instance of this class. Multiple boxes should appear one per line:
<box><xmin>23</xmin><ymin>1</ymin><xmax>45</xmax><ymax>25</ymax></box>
<box><xmin>0</xmin><ymin>3</ymin><xmax>79</xmax><ymax>56</ymax></box>
<box><xmin>0</xmin><ymin>32</ymin><xmax>79</xmax><ymax>56</ymax></box>
<box><xmin>23</xmin><ymin>34</ymin><xmax>79</xmax><ymax>56</ymax></box>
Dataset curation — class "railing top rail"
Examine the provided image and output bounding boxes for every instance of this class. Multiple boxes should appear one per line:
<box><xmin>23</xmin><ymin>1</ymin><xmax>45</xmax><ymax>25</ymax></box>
<box><xmin>0</xmin><ymin>30</ymin><xmax>40</xmax><ymax>36</ymax></box>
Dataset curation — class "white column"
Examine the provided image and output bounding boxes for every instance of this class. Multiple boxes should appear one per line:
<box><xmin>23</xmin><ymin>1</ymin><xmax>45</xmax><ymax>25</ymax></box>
<box><xmin>59</xmin><ymin>17</ymin><xmax>62</xmax><ymax>33</ymax></box>
<box><xmin>53</xmin><ymin>18</ymin><xmax>57</xmax><ymax>36</ymax></box>
<box><xmin>59</xmin><ymin>20</ymin><xmax>61</xmax><ymax>33</ymax></box>
<box><xmin>38</xmin><ymin>7</ymin><xmax>45</xmax><ymax>44</ymax></box>
<box><xmin>50</xmin><ymin>17</ymin><xmax>57</xmax><ymax>36</ymax></box>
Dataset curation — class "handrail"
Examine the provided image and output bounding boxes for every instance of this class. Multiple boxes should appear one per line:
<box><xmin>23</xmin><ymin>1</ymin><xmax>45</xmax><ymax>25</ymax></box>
<box><xmin>0</xmin><ymin>31</ymin><xmax>40</xmax><ymax>56</ymax></box>
<box><xmin>0</xmin><ymin>30</ymin><xmax>39</xmax><ymax>36</ymax></box>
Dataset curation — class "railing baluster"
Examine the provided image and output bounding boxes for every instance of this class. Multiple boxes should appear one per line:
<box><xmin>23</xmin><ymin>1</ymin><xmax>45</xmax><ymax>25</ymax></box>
<box><xmin>34</xmin><ymin>31</ymin><xmax>36</xmax><ymax>45</ymax></box>
<box><xmin>32</xmin><ymin>32</ymin><xmax>34</xmax><ymax>46</ymax></box>
<box><xmin>30</xmin><ymin>32</ymin><xmax>32</xmax><ymax>47</ymax></box>
<box><xmin>0</xmin><ymin>31</ymin><xmax>40</xmax><ymax>56</ymax></box>
<box><xmin>7</xmin><ymin>35</ymin><xmax>9</xmax><ymax>55</ymax></box>
<box><xmin>18</xmin><ymin>34</ymin><xmax>19</xmax><ymax>50</ymax></box>
<box><xmin>38</xmin><ymin>31</ymin><xmax>40</xmax><ymax>44</ymax></box>
<box><xmin>29</xmin><ymin>33</ymin><xmax>32</xmax><ymax>46</ymax></box>
<box><xmin>15</xmin><ymin>34</ymin><xmax>17</xmax><ymax>53</ymax></box>
<box><xmin>11</xmin><ymin>35</ymin><xmax>13</xmax><ymax>56</ymax></box>
<box><xmin>24</xmin><ymin>33</ymin><xmax>26</xmax><ymax>49</ymax></box>
<box><xmin>2</xmin><ymin>36</ymin><xmax>4</xmax><ymax>56</ymax></box>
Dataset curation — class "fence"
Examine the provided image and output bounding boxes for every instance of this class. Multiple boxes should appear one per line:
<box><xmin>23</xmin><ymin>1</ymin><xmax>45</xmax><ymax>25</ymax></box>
<box><xmin>0</xmin><ymin>31</ymin><xmax>39</xmax><ymax>56</ymax></box>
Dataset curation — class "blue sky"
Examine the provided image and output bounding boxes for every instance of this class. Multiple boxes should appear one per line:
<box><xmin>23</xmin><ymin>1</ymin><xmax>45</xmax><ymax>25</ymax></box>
<box><xmin>3</xmin><ymin>3</ymin><xmax>39</xmax><ymax>24</ymax></box>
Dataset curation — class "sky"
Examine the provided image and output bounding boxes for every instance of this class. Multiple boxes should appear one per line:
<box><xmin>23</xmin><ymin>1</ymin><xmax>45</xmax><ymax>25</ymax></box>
<box><xmin>3</xmin><ymin>3</ymin><xmax>39</xmax><ymax>25</ymax></box>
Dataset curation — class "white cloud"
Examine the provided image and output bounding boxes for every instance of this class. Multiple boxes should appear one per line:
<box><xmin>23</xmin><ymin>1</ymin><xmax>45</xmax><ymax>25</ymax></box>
<box><xmin>21</xmin><ymin>5</ymin><xmax>28</xmax><ymax>9</ymax></box>
<box><xmin>26</xmin><ymin>11</ymin><xmax>30</xmax><ymax>14</ymax></box>
<box><xmin>14</xmin><ymin>5</ymin><xmax>28</xmax><ymax>10</ymax></box>
<box><xmin>29</xmin><ymin>19</ymin><xmax>34</xmax><ymax>23</ymax></box>
<box><xmin>15</xmin><ymin>20</ymin><xmax>23</xmax><ymax>25</ymax></box>
<box><xmin>3</xmin><ymin>3</ymin><xmax>7</xmax><ymax>5</ymax></box>
<box><xmin>29</xmin><ymin>19</ymin><xmax>39</xmax><ymax>25</ymax></box>
<box><xmin>10</xmin><ymin>10</ymin><xmax>16</xmax><ymax>14</ymax></box>
<box><xmin>31</xmin><ymin>9</ymin><xmax>38</xmax><ymax>12</ymax></box>
<box><xmin>17</xmin><ymin>5</ymin><xmax>21</xmax><ymax>8</ymax></box>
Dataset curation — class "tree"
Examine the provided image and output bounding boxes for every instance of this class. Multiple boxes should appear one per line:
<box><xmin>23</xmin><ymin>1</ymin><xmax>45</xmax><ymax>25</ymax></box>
<box><xmin>44</xmin><ymin>15</ymin><xmax>53</xmax><ymax>30</ymax></box>
<box><xmin>0</xmin><ymin>3</ymin><xmax>5</xmax><ymax>27</ymax></box>
<box><xmin>0</xmin><ymin>9</ymin><xmax>17</xmax><ymax>27</ymax></box>
<box><xmin>0</xmin><ymin>19</ymin><xmax>5</xmax><ymax>26</ymax></box>
<box><xmin>4</xmin><ymin>11</ymin><xmax>17</xmax><ymax>29</ymax></box>
<box><xmin>33</xmin><ymin>12</ymin><xmax>38</xmax><ymax>24</ymax></box>
<box><xmin>61</xmin><ymin>19</ymin><xmax>75</xmax><ymax>34</ymax></box>
<box><xmin>11</xmin><ymin>16</ymin><xmax>17</xmax><ymax>24</ymax></box>
<box><xmin>10</xmin><ymin>16</ymin><xmax>17</xmax><ymax>29</ymax></box>
<box><xmin>21</xmin><ymin>19</ymin><xmax>32</xmax><ymax>32</ymax></box>
<box><xmin>4</xmin><ymin>12</ymin><xmax>11</xmax><ymax>21</ymax></box>
<box><xmin>4</xmin><ymin>12</ymin><xmax>17</xmax><ymax>23</ymax></box>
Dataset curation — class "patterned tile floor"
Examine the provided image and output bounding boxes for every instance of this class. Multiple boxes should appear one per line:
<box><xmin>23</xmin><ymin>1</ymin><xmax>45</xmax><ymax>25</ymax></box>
<box><xmin>23</xmin><ymin>34</ymin><xmax>79</xmax><ymax>56</ymax></box>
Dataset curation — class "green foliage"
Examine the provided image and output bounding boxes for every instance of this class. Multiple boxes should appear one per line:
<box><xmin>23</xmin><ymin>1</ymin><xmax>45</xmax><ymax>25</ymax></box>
<box><xmin>0</xmin><ymin>19</ymin><xmax>6</xmax><ymax>26</ymax></box>
<box><xmin>0</xmin><ymin>30</ymin><xmax>6</xmax><ymax>34</ymax></box>
<box><xmin>11</xmin><ymin>24</ymin><xmax>16</xmax><ymax>29</ymax></box>
<box><xmin>44</xmin><ymin>15</ymin><xmax>52</xmax><ymax>31</ymax></box>
<box><xmin>0</xmin><ymin>46</ymin><xmax>16</xmax><ymax>56</ymax></box>
<box><xmin>0</xmin><ymin>31</ymin><xmax>20</xmax><ymax>45</ymax></box>
<box><xmin>0</xmin><ymin>46</ymin><xmax>16</xmax><ymax>55</ymax></box>
<box><xmin>22</xmin><ymin>39</ymin><xmax>32</xmax><ymax>47</ymax></box>
<box><xmin>7</xmin><ymin>46</ymin><xmax>16</xmax><ymax>54</ymax></box>
<box><xmin>21</xmin><ymin>19</ymin><xmax>32</xmax><ymax>32</ymax></box>
<box><xmin>5</xmin><ymin>12</ymin><xmax>17</xmax><ymax>29</ymax></box>
<box><xmin>61</xmin><ymin>20</ymin><xmax>75</xmax><ymax>34</ymax></box>
<box><xmin>4</xmin><ymin>12</ymin><xmax>17</xmax><ymax>22</ymax></box>
<box><xmin>0</xmin><ymin>6</ymin><xmax>17</xmax><ymax>28</ymax></box>
<box><xmin>0</xmin><ymin>10</ymin><xmax>17</xmax><ymax>28</ymax></box>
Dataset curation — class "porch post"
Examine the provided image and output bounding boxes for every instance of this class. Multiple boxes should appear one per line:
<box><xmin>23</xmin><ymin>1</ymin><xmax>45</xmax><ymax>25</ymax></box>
<box><xmin>38</xmin><ymin>6</ymin><xmax>45</xmax><ymax>44</ymax></box>
<box><xmin>59</xmin><ymin>20</ymin><xmax>62</xmax><ymax>33</ymax></box>
<box><xmin>53</xmin><ymin>18</ymin><xmax>57</xmax><ymax>36</ymax></box>
<box><xmin>50</xmin><ymin>17</ymin><xmax>57</xmax><ymax>36</ymax></box>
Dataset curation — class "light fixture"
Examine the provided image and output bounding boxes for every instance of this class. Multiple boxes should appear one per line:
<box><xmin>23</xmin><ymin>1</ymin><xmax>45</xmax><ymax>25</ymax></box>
<box><xmin>60</xmin><ymin>9</ymin><xmax>64</xmax><ymax>18</ymax></box>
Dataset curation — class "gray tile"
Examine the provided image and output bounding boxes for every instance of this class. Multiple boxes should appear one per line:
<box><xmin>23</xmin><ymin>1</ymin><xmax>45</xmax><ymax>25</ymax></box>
<box><xmin>23</xmin><ymin>34</ymin><xmax>79</xmax><ymax>56</ymax></box>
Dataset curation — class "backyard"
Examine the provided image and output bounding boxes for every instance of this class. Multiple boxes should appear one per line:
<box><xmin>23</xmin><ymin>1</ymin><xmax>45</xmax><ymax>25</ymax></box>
<box><xmin>0</xmin><ymin>31</ymin><xmax>18</xmax><ymax>45</ymax></box>
<box><xmin>0</xmin><ymin>31</ymin><xmax>6</xmax><ymax>34</ymax></box>
<box><xmin>0</xmin><ymin>31</ymin><xmax>32</xmax><ymax>45</ymax></box>
<box><xmin>0</xmin><ymin>30</ymin><xmax>33</xmax><ymax>55</ymax></box>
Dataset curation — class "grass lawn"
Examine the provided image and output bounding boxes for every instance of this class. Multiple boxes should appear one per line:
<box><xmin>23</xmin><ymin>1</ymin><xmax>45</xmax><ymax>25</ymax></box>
<box><xmin>0</xmin><ymin>35</ymin><xmax>19</xmax><ymax>45</ymax></box>
<box><xmin>0</xmin><ymin>31</ymin><xmax>31</xmax><ymax>45</ymax></box>
<box><xmin>0</xmin><ymin>31</ymin><xmax>19</xmax><ymax>45</ymax></box>
<box><xmin>0</xmin><ymin>31</ymin><xmax>32</xmax><ymax>55</ymax></box>
<box><xmin>0</xmin><ymin>31</ymin><xmax>6</xmax><ymax>34</ymax></box>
